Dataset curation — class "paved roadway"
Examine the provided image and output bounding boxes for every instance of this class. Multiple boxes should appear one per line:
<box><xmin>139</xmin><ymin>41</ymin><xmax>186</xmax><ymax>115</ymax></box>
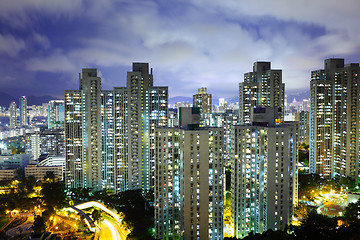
<box><xmin>99</xmin><ymin>219</ymin><xmax>124</xmax><ymax>240</ymax></box>
<box><xmin>6</xmin><ymin>216</ymin><xmax>34</xmax><ymax>239</ymax></box>
<box><xmin>64</xmin><ymin>201</ymin><xmax>129</xmax><ymax>240</ymax></box>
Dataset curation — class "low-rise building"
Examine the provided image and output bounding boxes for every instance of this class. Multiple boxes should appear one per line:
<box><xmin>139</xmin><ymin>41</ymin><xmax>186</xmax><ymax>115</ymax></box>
<box><xmin>25</xmin><ymin>165</ymin><xmax>63</xmax><ymax>181</ymax></box>
<box><xmin>0</xmin><ymin>169</ymin><xmax>17</xmax><ymax>180</ymax></box>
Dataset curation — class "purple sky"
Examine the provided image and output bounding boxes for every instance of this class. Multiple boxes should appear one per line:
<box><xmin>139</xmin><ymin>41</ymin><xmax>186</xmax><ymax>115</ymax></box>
<box><xmin>0</xmin><ymin>0</ymin><xmax>359</xmax><ymax>99</ymax></box>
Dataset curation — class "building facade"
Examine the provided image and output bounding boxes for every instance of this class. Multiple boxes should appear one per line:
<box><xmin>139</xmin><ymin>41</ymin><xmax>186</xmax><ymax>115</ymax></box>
<box><xmin>48</xmin><ymin>100</ymin><xmax>64</xmax><ymax>129</ymax></box>
<box><xmin>25</xmin><ymin>164</ymin><xmax>63</xmax><ymax>181</ymax></box>
<box><xmin>295</xmin><ymin>111</ymin><xmax>309</xmax><ymax>145</ymax></box>
<box><xmin>126</xmin><ymin>63</ymin><xmax>168</xmax><ymax>190</ymax></box>
<box><xmin>310</xmin><ymin>58</ymin><xmax>360</xmax><ymax>179</ymax></box>
<box><xmin>19</xmin><ymin>96</ymin><xmax>28</xmax><ymax>126</ymax></box>
<box><xmin>0</xmin><ymin>169</ymin><xmax>17</xmax><ymax>180</ymax></box>
<box><xmin>65</xmin><ymin>63</ymin><xmax>167</xmax><ymax>192</ymax></box>
<box><xmin>193</xmin><ymin>87</ymin><xmax>212</xmax><ymax>114</ymax></box>
<box><xmin>231</xmin><ymin>107</ymin><xmax>298</xmax><ymax>238</ymax></box>
<box><xmin>155</xmin><ymin>108</ymin><xmax>223</xmax><ymax>240</ymax></box>
<box><xmin>9</xmin><ymin>102</ymin><xmax>17</xmax><ymax>127</ymax></box>
<box><xmin>26</xmin><ymin>129</ymin><xmax>65</xmax><ymax>160</ymax></box>
<box><xmin>193</xmin><ymin>87</ymin><xmax>212</xmax><ymax>127</ymax></box>
<box><xmin>239</xmin><ymin>62</ymin><xmax>284</xmax><ymax>124</ymax></box>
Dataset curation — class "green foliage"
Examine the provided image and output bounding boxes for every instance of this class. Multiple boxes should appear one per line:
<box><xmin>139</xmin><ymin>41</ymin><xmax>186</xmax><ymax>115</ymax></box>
<box><xmin>42</xmin><ymin>206</ymin><xmax>55</xmax><ymax>222</ymax></box>
<box><xmin>293</xmin><ymin>202</ymin><xmax>307</xmax><ymax>220</ymax></box>
<box><xmin>225</xmin><ymin>169</ymin><xmax>231</xmax><ymax>191</ymax></box>
<box><xmin>227</xmin><ymin>204</ymin><xmax>360</xmax><ymax>240</ymax></box>
<box><xmin>298</xmin><ymin>174</ymin><xmax>356</xmax><ymax>201</ymax></box>
<box><xmin>298</xmin><ymin>151</ymin><xmax>309</xmax><ymax>166</ymax></box>
<box><xmin>143</xmin><ymin>189</ymin><xmax>154</xmax><ymax>203</ymax></box>
<box><xmin>339</xmin><ymin>177</ymin><xmax>356</xmax><ymax>191</ymax></box>
<box><xmin>344</xmin><ymin>200</ymin><xmax>360</xmax><ymax>224</ymax></box>
<box><xmin>299</xmin><ymin>143</ymin><xmax>309</xmax><ymax>150</ymax></box>
<box><xmin>32</xmin><ymin>215</ymin><xmax>46</xmax><ymax>233</ymax></box>
<box><xmin>0</xmin><ymin>190</ymin><xmax>40</xmax><ymax>212</ymax></box>
<box><xmin>0</xmin><ymin>179</ymin><xmax>12</xmax><ymax>187</ymax></box>
<box><xmin>68</xmin><ymin>187</ymin><xmax>92</xmax><ymax>203</ymax></box>
<box><xmin>41</xmin><ymin>181</ymin><xmax>66</xmax><ymax>209</ymax></box>
<box><xmin>43</xmin><ymin>171</ymin><xmax>56</xmax><ymax>182</ymax></box>
<box><xmin>91</xmin><ymin>209</ymin><xmax>102</xmax><ymax>223</ymax></box>
<box><xmin>115</xmin><ymin>190</ymin><xmax>154</xmax><ymax>240</ymax></box>
<box><xmin>15</xmin><ymin>168</ymin><xmax>25</xmax><ymax>180</ymax></box>
<box><xmin>295</xmin><ymin>210</ymin><xmax>337</xmax><ymax>239</ymax></box>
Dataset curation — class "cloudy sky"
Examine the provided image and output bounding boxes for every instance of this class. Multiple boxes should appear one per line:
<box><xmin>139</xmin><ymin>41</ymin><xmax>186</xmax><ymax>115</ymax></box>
<box><xmin>0</xmin><ymin>0</ymin><xmax>359</xmax><ymax>99</ymax></box>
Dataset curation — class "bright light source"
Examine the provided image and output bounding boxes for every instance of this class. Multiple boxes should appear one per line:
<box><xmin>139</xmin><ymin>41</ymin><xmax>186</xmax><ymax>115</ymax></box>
<box><xmin>0</xmin><ymin>143</ymin><xmax>6</xmax><ymax>149</ymax></box>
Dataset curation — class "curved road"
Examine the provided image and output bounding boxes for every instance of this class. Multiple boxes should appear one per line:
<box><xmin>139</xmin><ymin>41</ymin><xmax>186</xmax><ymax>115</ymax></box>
<box><xmin>99</xmin><ymin>218</ymin><xmax>128</xmax><ymax>240</ymax></box>
<box><xmin>6</xmin><ymin>216</ymin><xmax>34</xmax><ymax>239</ymax></box>
<box><xmin>64</xmin><ymin>201</ymin><xmax>128</xmax><ymax>240</ymax></box>
<box><xmin>100</xmin><ymin>219</ymin><xmax>121</xmax><ymax>240</ymax></box>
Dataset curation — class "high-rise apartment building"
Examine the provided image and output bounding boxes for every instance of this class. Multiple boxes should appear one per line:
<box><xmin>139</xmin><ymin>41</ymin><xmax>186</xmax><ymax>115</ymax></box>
<box><xmin>26</xmin><ymin>129</ymin><xmax>65</xmax><ymax>160</ymax></box>
<box><xmin>101</xmin><ymin>90</ymin><xmax>115</xmax><ymax>190</ymax></box>
<box><xmin>310</xmin><ymin>58</ymin><xmax>360</xmax><ymax>179</ymax></box>
<box><xmin>193</xmin><ymin>87</ymin><xmax>212</xmax><ymax>127</ymax></box>
<box><xmin>65</xmin><ymin>69</ymin><xmax>102</xmax><ymax>190</ymax></box>
<box><xmin>155</xmin><ymin>108</ymin><xmax>224</xmax><ymax>240</ymax></box>
<box><xmin>126</xmin><ymin>63</ymin><xmax>168</xmax><ymax>190</ymax></box>
<box><xmin>231</xmin><ymin>107</ymin><xmax>298</xmax><ymax>238</ymax></box>
<box><xmin>295</xmin><ymin>111</ymin><xmax>309</xmax><ymax>144</ymax></box>
<box><xmin>19</xmin><ymin>96</ymin><xmax>28</xmax><ymax>126</ymax></box>
<box><xmin>9</xmin><ymin>102</ymin><xmax>17</xmax><ymax>127</ymax></box>
<box><xmin>64</xmin><ymin>90</ymin><xmax>83</xmax><ymax>189</ymax></box>
<box><xmin>239</xmin><ymin>62</ymin><xmax>284</xmax><ymax>124</ymax></box>
<box><xmin>48</xmin><ymin>100</ymin><xmax>64</xmax><ymax>129</ymax></box>
<box><xmin>65</xmin><ymin>63</ymin><xmax>167</xmax><ymax>192</ymax></box>
<box><xmin>193</xmin><ymin>87</ymin><xmax>212</xmax><ymax>114</ymax></box>
<box><xmin>113</xmin><ymin>87</ymin><xmax>128</xmax><ymax>192</ymax></box>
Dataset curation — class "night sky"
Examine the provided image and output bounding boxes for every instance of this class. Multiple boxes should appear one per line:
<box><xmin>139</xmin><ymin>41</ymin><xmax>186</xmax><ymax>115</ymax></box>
<box><xmin>0</xmin><ymin>0</ymin><xmax>359</xmax><ymax>99</ymax></box>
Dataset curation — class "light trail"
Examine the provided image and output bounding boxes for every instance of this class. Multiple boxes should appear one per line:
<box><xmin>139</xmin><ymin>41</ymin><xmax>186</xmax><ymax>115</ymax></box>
<box><xmin>74</xmin><ymin>201</ymin><xmax>121</xmax><ymax>222</ymax></box>
<box><xmin>103</xmin><ymin>219</ymin><xmax>121</xmax><ymax>240</ymax></box>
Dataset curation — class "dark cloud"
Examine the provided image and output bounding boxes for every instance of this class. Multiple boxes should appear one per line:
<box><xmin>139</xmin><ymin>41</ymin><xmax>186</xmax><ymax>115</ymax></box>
<box><xmin>0</xmin><ymin>0</ymin><xmax>359</xmax><ymax>99</ymax></box>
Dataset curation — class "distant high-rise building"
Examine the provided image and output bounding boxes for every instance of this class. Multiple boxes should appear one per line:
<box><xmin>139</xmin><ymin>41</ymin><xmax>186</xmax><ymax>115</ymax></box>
<box><xmin>65</xmin><ymin>63</ymin><xmax>167</xmax><ymax>192</ymax></box>
<box><xmin>239</xmin><ymin>62</ymin><xmax>284</xmax><ymax>124</ymax></box>
<box><xmin>48</xmin><ymin>100</ymin><xmax>64</xmax><ymax>129</ymax></box>
<box><xmin>19</xmin><ymin>96</ymin><xmax>28</xmax><ymax>126</ymax></box>
<box><xmin>101</xmin><ymin>90</ymin><xmax>115</xmax><ymax>190</ymax></box>
<box><xmin>65</xmin><ymin>69</ymin><xmax>102</xmax><ymax>190</ymax></box>
<box><xmin>219</xmin><ymin>98</ymin><xmax>225</xmax><ymax>107</ymax></box>
<box><xmin>28</xmin><ymin>132</ymin><xmax>41</xmax><ymax>160</ymax></box>
<box><xmin>155</xmin><ymin>107</ymin><xmax>223</xmax><ymax>240</ymax></box>
<box><xmin>310</xmin><ymin>58</ymin><xmax>360</xmax><ymax>179</ymax></box>
<box><xmin>231</xmin><ymin>107</ymin><xmax>298</xmax><ymax>238</ymax></box>
<box><xmin>193</xmin><ymin>87</ymin><xmax>212</xmax><ymax>127</ymax></box>
<box><xmin>113</xmin><ymin>87</ymin><xmax>128</xmax><ymax>192</ymax></box>
<box><xmin>126</xmin><ymin>63</ymin><xmax>168</xmax><ymax>190</ymax></box>
<box><xmin>295</xmin><ymin>111</ymin><xmax>309</xmax><ymax>144</ymax></box>
<box><xmin>193</xmin><ymin>87</ymin><xmax>212</xmax><ymax>114</ymax></box>
<box><xmin>9</xmin><ymin>102</ymin><xmax>17</xmax><ymax>127</ymax></box>
<box><xmin>26</xmin><ymin>129</ymin><xmax>65</xmax><ymax>160</ymax></box>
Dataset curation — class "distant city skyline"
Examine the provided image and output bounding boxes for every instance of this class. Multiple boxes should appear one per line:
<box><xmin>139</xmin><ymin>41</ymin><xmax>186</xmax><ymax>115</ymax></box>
<box><xmin>0</xmin><ymin>1</ymin><xmax>359</xmax><ymax>98</ymax></box>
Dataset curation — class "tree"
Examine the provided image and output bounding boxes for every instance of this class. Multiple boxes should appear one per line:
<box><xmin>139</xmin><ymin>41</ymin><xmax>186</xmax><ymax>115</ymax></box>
<box><xmin>41</xmin><ymin>181</ymin><xmax>66</xmax><ymax>209</ymax></box>
<box><xmin>344</xmin><ymin>200</ymin><xmax>360</xmax><ymax>224</ymax></box>
<box><xmin>225</xmin><ymin>168</ymin><xmax>231</xmax><ymax>191</ymax></box>
<box><xmin>25</xmin><ymin>175</ymin><xmax>37</xmax><ymax>192</ymax></box>
<box><xmin>32</xmin><ymin>215</ymin><xmax>46</xmax><ymax>233</ymax></box>
<box><xmin>44</xmin><ymin>171</ymin><xmax>56</xmax><ymax>182</ymax></box>
<box><xmin>293</xmin><ymin>202</ymin><xmax>307</xmax><ymax>220</ymax></box>
<box><xmin>339</xmin><ymin>177</ymin><xmax>356</xmax><ymax>191</ymax></box>
<box><xmin>294</xmin><ymin>210</ymin><xmax>337</xmax><ymax>239</ymax></box>
<box><xmin>15</xmin><ymin>168</ymin><xmax>25</xmax><ymax>180</ymax></box>
<box><xmin>91</xmin><ymin>209</ymin><xmax>102</xmax><ymax>223</ymax></box>
<box><xmin>42</xmin><ymin>206</ymin><xmax>55</xmax><ymax>222</ymax></box>
<box><xmin>115</xmin><ymin>190</ymin><xmax>154</xmax><ymax>239</ymax></box>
